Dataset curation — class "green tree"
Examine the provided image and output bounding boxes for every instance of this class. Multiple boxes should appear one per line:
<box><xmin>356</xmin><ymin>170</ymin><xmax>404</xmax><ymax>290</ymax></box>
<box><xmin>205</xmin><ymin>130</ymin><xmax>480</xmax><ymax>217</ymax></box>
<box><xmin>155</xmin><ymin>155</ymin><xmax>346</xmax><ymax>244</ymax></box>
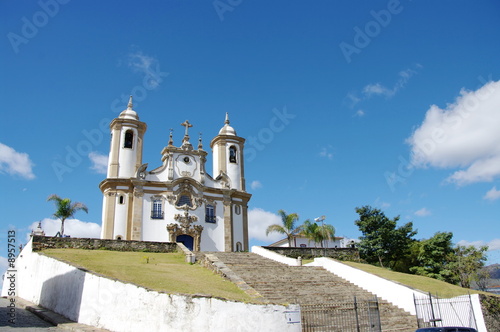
<box><xmin>302</xmin><ymin>220</ymin><xmax>336</xmax><ymax>248</ymax></box>
<box><xmin>451</xmin><ymin>245</ymin><xmax>488</xmax><ymax>288</ymax></box>
<box><xmin>410</xmin><ymin>232</ymin><xmax>457</xmax><ymax>284</ymax></box>
<box><xmin>47</xmin><ymin>194</ymin><xmax>88</xmax><ymax>237</ymax></box>
<box><xmin>354</xmin><ymin>205</ymin><xmax>417</xmax><ymax>269</ymax></box>
<box><xmin>266</xmin><ymin>210</ymin><xmax>301</xmax><ymax>247</ymax></box>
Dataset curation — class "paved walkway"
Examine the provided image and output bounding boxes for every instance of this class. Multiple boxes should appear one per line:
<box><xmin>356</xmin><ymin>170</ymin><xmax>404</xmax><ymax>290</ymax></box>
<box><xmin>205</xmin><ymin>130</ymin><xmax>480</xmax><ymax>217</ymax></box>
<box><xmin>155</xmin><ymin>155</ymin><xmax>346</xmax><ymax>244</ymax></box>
<box><xmin>0</xmin><ymin>297</ymin><xmax>60</xmax><ymax>331</ymax></box>
<box><xmin>0</xmin><ymin>297</ymin><xmax>109</xmax><ymax>332</ymax></box>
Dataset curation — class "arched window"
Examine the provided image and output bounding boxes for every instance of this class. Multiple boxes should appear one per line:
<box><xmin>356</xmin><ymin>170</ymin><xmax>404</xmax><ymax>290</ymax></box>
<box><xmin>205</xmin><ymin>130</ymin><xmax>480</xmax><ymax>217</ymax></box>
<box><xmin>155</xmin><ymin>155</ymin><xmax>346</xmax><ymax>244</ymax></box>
<box><xmin>176</xmin><ymin>194</ymin><xmax>192</xmax><ymax>208</ymax></box>
<box><xmin>119</xmin><ymin>195</ymin><xmax>124</xmax><ymax>204</ymax></box>
<box><xmin>229</xmin><ymin>146</ymin><xmax>237</xmax><ymax>163</ymax></box>
<box><xmin>205</xmin><ymin>204</ymin><xmax>215</xmax><ymax>223</ymax></box>
<box><xmin>124</xmin><ymin>130</ymin><xmax>134</xmax><ymax>149</ymax></box>
<box><xmin>236</xmin><ymin>242</ymin><xmax>243</xmax><ymax>252</ymax></box>
<box><xmin>116</xmin><ymin>235</ymin><xmax>123</xmax><ymax>240</ymax></box>
<box><xmin>234</xmin><ymin>205</ymin><xmax>241</xmax><ymax>215</ymax></box>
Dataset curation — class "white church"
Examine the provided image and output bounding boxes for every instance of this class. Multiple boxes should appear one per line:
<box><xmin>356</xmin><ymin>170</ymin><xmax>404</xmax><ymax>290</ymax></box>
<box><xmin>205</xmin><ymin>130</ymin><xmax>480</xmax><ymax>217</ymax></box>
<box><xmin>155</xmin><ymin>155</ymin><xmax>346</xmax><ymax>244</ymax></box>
<box><xmin>99</xmin><ymin>97</ymin><xmax>251</xmax><ymax>252</ymax></box>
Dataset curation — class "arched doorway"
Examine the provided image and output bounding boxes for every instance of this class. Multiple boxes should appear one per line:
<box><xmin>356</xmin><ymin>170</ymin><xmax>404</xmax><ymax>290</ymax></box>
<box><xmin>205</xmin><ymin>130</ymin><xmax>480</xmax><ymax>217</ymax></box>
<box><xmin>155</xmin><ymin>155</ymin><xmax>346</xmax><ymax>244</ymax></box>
<box><xmin>176</xmin><ymin>234</ymin><xmax>194</xmax><ymax>251</ymax></box>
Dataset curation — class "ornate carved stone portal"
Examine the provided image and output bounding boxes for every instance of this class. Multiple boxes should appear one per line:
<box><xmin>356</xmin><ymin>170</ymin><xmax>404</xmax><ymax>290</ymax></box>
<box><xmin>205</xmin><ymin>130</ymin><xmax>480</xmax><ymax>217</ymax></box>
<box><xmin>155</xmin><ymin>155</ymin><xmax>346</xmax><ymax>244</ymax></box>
<box><xmin>167</xmin><ymin>211</ymin><xmax>203</xmax><ymax>251</ymax></box>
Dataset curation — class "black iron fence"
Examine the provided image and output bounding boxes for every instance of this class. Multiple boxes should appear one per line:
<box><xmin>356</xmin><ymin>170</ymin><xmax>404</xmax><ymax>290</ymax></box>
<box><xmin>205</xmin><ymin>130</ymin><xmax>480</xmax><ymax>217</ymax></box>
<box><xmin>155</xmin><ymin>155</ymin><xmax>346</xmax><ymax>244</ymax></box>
<box><xmin>414</xmin><ymin>293</ymin><xmax>477</xmax><ymax>330</ymax></box>
<box><xmin>300</xmin><ymin>297</ymin><xmax>381</xmax><ymax>332</ymax></box>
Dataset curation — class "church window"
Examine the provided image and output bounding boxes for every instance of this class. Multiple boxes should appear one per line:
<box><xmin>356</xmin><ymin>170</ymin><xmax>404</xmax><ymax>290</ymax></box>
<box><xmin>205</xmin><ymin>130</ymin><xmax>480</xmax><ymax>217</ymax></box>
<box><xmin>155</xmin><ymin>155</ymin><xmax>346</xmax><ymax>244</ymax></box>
<box><xmin>124</xmin><ymin>130</ymin><xmax>134</xmax><ymax>149</ymax></box>
<box><xmin>151</xmin><ymin>197</ymin><xmax>164</xmax><ymax>219</ymax></box>
<box><xmin>229</xmin><ymin>146</ymin><xmax>237</xmax><ymax>163</ymax></box>
<box><xmin>116</xmin><ymin>235</ymin><xmax>123</xmax><ymax>240</ymax></box>
<box><xmin>176</xmin><ymin>194</ymin><xmax>193</xmax><ymax>207</ymax></box>
<box><xmin>236</xmin><ymin>242</ymin><xmax>243</xmax><ymax>252</ymax></box>
<box><xmin>119</xmin><ymin>195</ymin><xmax>124</xmax><ymax>204</ymax></box>
<box><xmin>234</xmin><ymin>205</ymin><xmax>241</xmax><ymax>215</ymax></box>
<box><xmin>205</xmin><ymin>204</ymin><xmax>215</xmax><ymax>223</ymax></box>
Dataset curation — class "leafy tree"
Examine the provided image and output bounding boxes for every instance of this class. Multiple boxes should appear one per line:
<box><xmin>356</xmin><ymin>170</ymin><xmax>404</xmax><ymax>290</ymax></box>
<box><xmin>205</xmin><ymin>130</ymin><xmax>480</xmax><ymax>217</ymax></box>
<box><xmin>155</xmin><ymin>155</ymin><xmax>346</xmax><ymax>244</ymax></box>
<box><xmin>410</xmin><ymin>232</ymin><xmax>457</xmax><ymax>284</ymax></box>
<box><xmin>392</xmin><ymin>239</ymin><xmax>421</xmax><ymax>274</ymax></box>
<box><xmin>266</xmin><ymin>210</ymin><xmax>301</xmax><ymax>247</ymax></box>
<box><xmin>475</xmin><ymin>268</ymin><xmax>491</xmax><ymax>292</ymax></box>
<box><xmin>47</xmin><ymin>194</ymin><xmax>88</xmax><ymax>237</ymax></box>
<box><xmin>354</xmin><ymin>205</ymin><xmax>417</xmax><ymax>269</ymax></box>
<box><xmin>302</xmin><ymin>219</ymin><xmax>335</xmax><ymax>248</ymax></box>
<box><xmin>450</xmin><ymin>245</ymin><xmax>488</xmax><ymax>288</ymax></box>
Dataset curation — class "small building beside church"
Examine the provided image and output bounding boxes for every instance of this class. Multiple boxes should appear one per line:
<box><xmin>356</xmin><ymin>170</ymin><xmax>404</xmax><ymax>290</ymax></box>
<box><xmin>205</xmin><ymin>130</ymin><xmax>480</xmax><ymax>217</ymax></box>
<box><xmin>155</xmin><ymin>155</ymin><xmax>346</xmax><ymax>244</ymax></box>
<box><xmin>99</xmin><ymin>97</ymin><xmax>251</xmax><ymax>252</ymax></box>
<box><xmin>269</xmin><ymin>236</ymin><xmax>356</xmax><ymax>248</ymax></box>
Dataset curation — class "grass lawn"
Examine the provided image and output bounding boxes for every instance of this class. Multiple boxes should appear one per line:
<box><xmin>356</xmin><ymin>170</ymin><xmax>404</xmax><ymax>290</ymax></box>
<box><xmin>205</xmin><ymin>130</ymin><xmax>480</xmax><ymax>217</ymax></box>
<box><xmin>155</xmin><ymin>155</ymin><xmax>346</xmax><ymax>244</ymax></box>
<box><xmin>42</xmin><ymin>249</ymin><xmax>253</xmax><ymax>302</ymax></box>
<box><xmin>342</xmin><ymin>260</ymin><xmax>494</xmax><ymax>298</ymax></box>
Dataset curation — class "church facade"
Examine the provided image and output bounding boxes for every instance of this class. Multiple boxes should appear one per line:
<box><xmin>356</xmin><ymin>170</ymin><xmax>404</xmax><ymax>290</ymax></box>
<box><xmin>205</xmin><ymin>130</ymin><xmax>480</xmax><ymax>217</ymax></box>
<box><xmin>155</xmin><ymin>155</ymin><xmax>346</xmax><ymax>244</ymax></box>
<box><xmin>99</xmin><ymin>97</ymin><xmax>251</xmax><ymax>252</ymax></box>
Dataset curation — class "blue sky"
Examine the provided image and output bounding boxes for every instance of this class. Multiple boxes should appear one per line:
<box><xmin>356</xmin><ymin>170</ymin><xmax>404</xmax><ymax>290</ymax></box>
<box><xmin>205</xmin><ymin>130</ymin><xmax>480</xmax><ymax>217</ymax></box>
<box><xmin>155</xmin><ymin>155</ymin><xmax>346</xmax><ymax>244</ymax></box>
<box><xmin>1</xmin><ymin>0</ymin><xmax>500</xmax><ymax>277</ymax></box>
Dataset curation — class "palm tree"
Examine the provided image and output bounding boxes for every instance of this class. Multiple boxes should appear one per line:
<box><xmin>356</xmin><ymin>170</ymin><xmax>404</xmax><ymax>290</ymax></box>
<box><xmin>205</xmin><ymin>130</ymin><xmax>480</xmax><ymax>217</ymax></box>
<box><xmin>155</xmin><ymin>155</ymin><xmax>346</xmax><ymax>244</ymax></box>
<box><xmin>47</xmin><ymin>194</ymin><xmax>88</xmax><ymax>237</ymax></box>
<box><xmin>266</xmin><ymin>210</ymin><xmax>301</xmax><ymax>247</ymax></box>
<box><xmin>302</xmin><ymin>219</ymin><xmax>336</xmax><ymax>248</ymax></box>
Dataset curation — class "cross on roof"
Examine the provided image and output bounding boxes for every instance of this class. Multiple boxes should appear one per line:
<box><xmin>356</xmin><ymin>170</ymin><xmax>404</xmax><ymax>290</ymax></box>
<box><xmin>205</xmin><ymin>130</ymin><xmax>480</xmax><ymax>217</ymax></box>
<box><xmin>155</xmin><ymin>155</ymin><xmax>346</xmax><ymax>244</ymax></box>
<box><xmin>181</xmin><ymin>120</ymin><xmax>193</xmax><ymax>136</ymax></box>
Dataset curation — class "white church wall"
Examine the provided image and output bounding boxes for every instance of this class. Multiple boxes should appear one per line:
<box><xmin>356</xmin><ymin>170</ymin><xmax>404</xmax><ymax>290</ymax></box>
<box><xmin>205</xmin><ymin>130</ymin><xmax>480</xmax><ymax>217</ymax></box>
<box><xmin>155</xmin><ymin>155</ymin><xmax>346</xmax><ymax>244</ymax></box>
<box><xmin>118</xmin><ymin>127</ymin><xmax>139</xmax><ymax>178</ymax></box>
<box><xmin>199</xmin><ymin>202</ymin><xmax>226</xmax><ymax>251</ymax></box>
<box><xmin>113</xmin><ymin>194</ymin><xmax>128</xmax><ymax>239</ymax></box>
<box><xmin>7</xmin><ymin>240</ymin><xmax>301</xmax><ymax>332</ymax></box>
<box><xmin>212</xmin><ymin>144</ymin><xmax>221</xmax><ymax>178</ymax></box>
<box><xmin>142</xmin><ymin>195</ymin><xmax>178</xmax><ymax>242</ymax></box>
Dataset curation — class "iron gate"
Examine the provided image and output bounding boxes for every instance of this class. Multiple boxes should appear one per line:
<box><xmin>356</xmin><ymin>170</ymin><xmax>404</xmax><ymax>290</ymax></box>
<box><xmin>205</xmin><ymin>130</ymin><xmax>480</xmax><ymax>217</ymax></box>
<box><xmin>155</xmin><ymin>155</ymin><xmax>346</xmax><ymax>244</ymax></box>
<box><xmin>414</xmin><ymin>293</ymin><xmax>477</xmax><ymax>329</ymax></box>
<box><xmin>300</xmin><ymin>297</ymin><xmax>381</xmax><ymax>332</ymax></box>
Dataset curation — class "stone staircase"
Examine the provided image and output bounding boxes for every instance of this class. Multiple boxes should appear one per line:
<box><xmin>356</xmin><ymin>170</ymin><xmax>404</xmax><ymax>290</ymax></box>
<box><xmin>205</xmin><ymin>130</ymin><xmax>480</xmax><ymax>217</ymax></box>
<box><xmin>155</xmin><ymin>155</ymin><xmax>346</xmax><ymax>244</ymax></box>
<box><xmin>202</xmin><ymin>252</ymin><xmax>418</xmax><ymax>332</ymax></box>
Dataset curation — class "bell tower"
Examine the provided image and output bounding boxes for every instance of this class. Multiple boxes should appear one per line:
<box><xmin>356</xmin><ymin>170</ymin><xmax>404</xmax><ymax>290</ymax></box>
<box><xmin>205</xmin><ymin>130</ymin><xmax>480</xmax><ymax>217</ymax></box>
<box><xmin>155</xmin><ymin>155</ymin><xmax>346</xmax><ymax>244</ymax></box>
<box><xmin>100</xmin><ymin>96</ymin><xmax>147</xmax><ymax>240</ymax></box>
<box><xmin>210</xmin><ymin>113</ymin><xmax>246</xmax><ymax>191</ymax></box>
<box><xmin>107</xmin><ymin>96</ymin><xmax>147</xmax><ymax>178</ymax></box>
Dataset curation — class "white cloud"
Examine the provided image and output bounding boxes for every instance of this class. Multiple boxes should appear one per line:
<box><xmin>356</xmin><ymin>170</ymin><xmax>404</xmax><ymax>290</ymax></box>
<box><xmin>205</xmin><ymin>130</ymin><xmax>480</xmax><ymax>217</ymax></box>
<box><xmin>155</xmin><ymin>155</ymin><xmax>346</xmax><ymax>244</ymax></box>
<box><xmin>345</xmin><ymin>92</ymin><xmax>361</xmax><ymax>108</ymax></box>
<box><xmin>319</xmin><ymin>146</ymin><xmax>334</xmax><ymax>160</ymax></box>
<box><xmin>374</xmin><ymin>197</ymin><xmax>390</xmax><ymax>209</ymax></box>
<box><xmin>355</xmin><ymin>109</ymin><xmax>365</xmax><ymax>117</ymax></box>
<box><xmin>363</xmin><ymin>83</ymin><xmax>395</xmax><ymax>98</ymax></box>
<box><xmin>414</xmin><ymin>207</ymin><xmax>431</xmax><ymax>217</ymax></box>
<box><xmin>127</xmin><ymin>50</ymin><xmax>165</xmax><ymax>90</ymax></box>
<box><xmin>484</xmin><ymin>186</ymin><xmax>500</xmax><ymax>201</ymax></box>
<box><xmin>250</xmin><ymin>180</ymin><xmax>262</xmax><ymax>190</ymax></box>
<box><xmin>0</xmin><ymin>143</ymin><xmax>35</xmax><ymax>179</ymax></box>
<box><xmin>407</xmin><ymin>80</ymin><xmax>500</xmax><ymax>186</ymax></box>
<box><xmin>362</xmin><ymin>66</ymin><xmax>421</xmax><ymax>99</ymax></box>
<box><xmin>248</xmin><ymin>208</ymin><xmax>283</xmax><ymax>243</ymax></box>
<box><xmin>89</xmin><ymin>152</ymin><xmax>108</xmax><ymax>174</ymax></box>
<box><xmin>457</xmin><ymin>239</ymin><xmax>500</xmax><ymax>251</ymax></box>
<box><xmin>28</xmin><ymin>218</ymin><xmax>101</xmax><ymax>239</ymax></box>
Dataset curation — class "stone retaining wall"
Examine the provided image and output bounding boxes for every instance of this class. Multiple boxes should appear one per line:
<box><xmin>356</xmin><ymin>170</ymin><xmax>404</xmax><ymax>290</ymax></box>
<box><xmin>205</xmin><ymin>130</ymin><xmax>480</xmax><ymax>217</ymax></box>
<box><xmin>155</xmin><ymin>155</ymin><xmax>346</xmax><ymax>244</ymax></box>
<box><xmin>31</xmin><ymin>236</ymin><xmax>177</xmax><ymax>253</ymax></box>
<box><xmin>262</xmin><ymin>246</ymin><xmax>359</xmax><ymax>261</ymax></box>
<box><xmin>480</xmin><ymin>294</ymin><xmax>500</xmax><ymax>332</ymax></box>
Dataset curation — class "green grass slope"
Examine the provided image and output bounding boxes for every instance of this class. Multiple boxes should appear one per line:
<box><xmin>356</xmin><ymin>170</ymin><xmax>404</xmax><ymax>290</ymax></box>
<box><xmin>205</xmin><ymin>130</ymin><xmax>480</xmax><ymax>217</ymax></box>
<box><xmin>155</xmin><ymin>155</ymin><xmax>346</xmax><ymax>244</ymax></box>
<box><xmin>42</xmin><ymin>249</ymin><xmax>253</xmax><ymax>302</ymax></box>
<box><xmin>343</xmin><ymin>261</ymin><xmax>495</xmax><ymax>298</ymax></box>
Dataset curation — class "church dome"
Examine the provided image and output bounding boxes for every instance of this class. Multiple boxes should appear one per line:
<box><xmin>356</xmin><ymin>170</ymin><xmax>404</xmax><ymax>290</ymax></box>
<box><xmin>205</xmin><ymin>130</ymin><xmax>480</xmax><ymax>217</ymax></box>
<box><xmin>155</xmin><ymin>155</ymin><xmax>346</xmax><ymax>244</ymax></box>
<box><xmin>119</xmin><ymin>96</ymin><xmax>139</xmax><ymax>120</ymax></box>
<box><xmin>218</xmin><ymin>113</ymin><xmax>236</xmax><ymax>136</ymax></box>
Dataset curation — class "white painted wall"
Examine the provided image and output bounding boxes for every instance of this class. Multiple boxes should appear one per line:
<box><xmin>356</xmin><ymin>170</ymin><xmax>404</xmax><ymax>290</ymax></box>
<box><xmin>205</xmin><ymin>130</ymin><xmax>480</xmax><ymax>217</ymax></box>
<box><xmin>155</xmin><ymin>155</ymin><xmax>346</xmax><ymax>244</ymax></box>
<box><xmin>113</xmin><ymin>193</ymin><xmax>128</xmax><ymax>239</ymax></box>
<box><xmin>252</xmin><ymin>246</ymin><xmax>301</xmax><ymax>266</ymax></box>
<box><xmin>226</xmin><ymin>144</ymin><xmax>241</xmax><ymax>191</ymax></box>
<box><xmin>309</xmin><ymin>257</ymin><xmax>426</xmax><ymax>315</ymax></box>
<box><xmin>118</xmin><ymin>127</ymin><xmax>138</xmax><ymax>178</ymax></box>
<box><xmin>6</xmin><ymin>239</ymin><xmax>301</xmax><ymax>332</ymax></box>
